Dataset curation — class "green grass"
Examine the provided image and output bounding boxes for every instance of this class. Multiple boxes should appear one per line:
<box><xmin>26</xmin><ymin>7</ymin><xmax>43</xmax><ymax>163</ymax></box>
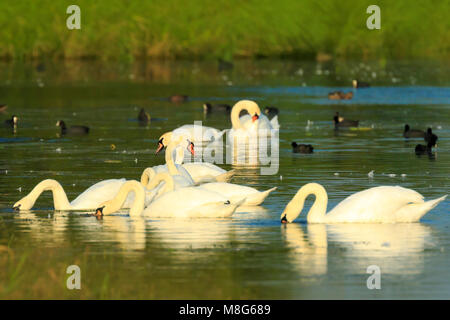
<box><xmin>0</xmin><ymin>0</ymin><xmax>448</xmax><ymax>60</ymax></box>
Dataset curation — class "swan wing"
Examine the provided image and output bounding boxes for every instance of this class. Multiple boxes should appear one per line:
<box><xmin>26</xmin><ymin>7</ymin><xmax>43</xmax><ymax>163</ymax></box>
<box><xmin>143</xmin><ymin>187</ymin><xmax>230</xmax><ymax>217</ymax></box>
<box><xmin>182</xmin><ymin>162</ymin><xmax>226</xmax><ymax>183</ymax></box>
<box><xmin>70</xmin><ymin>178</ymin><xmax>127</xmax><ymax>209</ymax></box>
<box><xmin>198</xmin><ymin>182</ymin><xmax>258</xmax><ymax>197</ymax></box>
<box><xmin>326</xmin><ymin>186</ymin><xmax>424</xmax><ymax>222</ymax></box>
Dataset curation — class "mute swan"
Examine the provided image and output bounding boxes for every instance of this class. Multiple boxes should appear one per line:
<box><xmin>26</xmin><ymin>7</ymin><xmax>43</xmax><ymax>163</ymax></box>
<box><xmin>13</xmin><ymin>178</ymin><xmax>128</xmax><ymax>211</ymax></box>
<box><xmin>198</xmin><ymin>183</ymin><xmax>276</xmax><ymax>206</ymax></box>
<box><xmin>167</xmin><ymin>124</ymin><xmax>226</xmax><ymax>145</ymax></box>
<box><xmin>96</xmin><ymin>175</ymin><xmax>243</xmax><ymax>218</ymax></box>
<box><xmin>280</xmin><ymin>183</ymin><xmax>447</xmax><ymax>223</ymax></box>
<box><xmin>157</xmin><ymin>132</ymin><xmax>236</xmax><ymax>184</ymax></box>
<box><xmin>229</xmin><ymin>100</ymin><xmax>279</xmax><ymax>133</ymax></box>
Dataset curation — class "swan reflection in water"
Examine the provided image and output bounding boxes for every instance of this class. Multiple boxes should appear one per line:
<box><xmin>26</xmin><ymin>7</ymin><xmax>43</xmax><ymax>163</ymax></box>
<box><xmin>282</xmin><ymin>223</ymin><xmax>434</xmax><ymax>279</ymax></box>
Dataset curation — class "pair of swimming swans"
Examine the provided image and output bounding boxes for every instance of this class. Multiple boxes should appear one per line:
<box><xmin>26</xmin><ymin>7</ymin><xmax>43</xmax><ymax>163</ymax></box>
<box><xmin>12</xmin><ymin>166</ymin><xmax>163</xmax><ymax>211</ymax></box>
<box><xmin>281</xmin><ymin>183</ymin><xmax>447</xmax><ymax>223</ymax></box>
<box><xmin>96</xmin><ymin>174</ymin><xmax>244</xmax><ymax>218</ymax></box>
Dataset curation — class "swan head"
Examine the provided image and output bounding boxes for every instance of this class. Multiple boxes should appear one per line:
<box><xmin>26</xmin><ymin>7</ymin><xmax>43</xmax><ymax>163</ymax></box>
<box><xmin>233</xmin><ymin>100</ymin><xmax>261</xmax><ymax>119</ymax></box>
<box><xmin>156</xmin><ymin>132</ymin><xmax>194</xmax><ymax>156</ymax></box>
<box><xmin>13</xmin><ymin>196</ymin><xmax>33</xmax><ymax>211</ymax></box>
<box><xmin>156</xmin><ymin>132</ymin><xmax>173</xmax><ymax>154</ymax></box>
<box><xmin>280</xmin><ymin>200</ymin><xmax>303</xmax><ymax>223</ymax></box>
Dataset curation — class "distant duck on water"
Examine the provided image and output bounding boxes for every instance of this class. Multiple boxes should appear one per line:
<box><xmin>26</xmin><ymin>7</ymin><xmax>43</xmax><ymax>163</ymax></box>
<box><xmin>403</xmin><ymin>124</ymin><xmax>425</xmax><ymax>138</ymax></box>
<box><xmin>352</xmin><ymin>79</ymin><xmax>370</xmax><ymax>88</ymax></box>
<box><xmin>4</xmin><ymin>115</ymin><xmax>18</xmax><ymax>128</ymax></box>
<box><xmin>291</xmin><ymin>142</ymin><xmax>314</xmax><ymax>154</ymax></box>
<box><xmin>328</xmin><ymin>91</ymin><xmax>353</xmax><ymax>100</ymax></box>
<box><xmin>415</xmin><ymin>133</ymin><xmax>438</xmax><ymax>155</ymax></box>
<box><xmin>264</xmin><ymin>106</ymin><xmax>279</xmax><ymax>118</ymax></box>
<box><xmin>138</xmin><ymin>108</ymin><xmax>151</xmax><ymax>123</ymax></box>
<box><xmin>169</xmin><ymin>95</ymin><xmax>189</xmax><ymax>103</ymax></box>
<box><xmin>56</xmin><ymin>120</ymin><xmax>89</xmax><ymax>135</ymax></box>
<box><xmin>333</xmin><ymin>112</ymin><xmax>359</xmax><ymax>128</ymax></box>
<box><xmin>203</xmin><ymin>103</ymin><xmax>231</xmax><ymax>113</ymax></box>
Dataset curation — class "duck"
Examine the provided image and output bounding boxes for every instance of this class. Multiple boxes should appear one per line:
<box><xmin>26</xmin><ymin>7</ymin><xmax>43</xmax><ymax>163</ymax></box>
<box><xmin>415</xmin><ymin>134</ymin><xmax>438</xmax><ymax>155</ymax></box>
<box><xmin>138</xmin><ymin>108</ymin><xmax>151</xmax><ymax>123</ymax></box>
<box><xmin>264</xmin><ymin>106</ymin><xmax>279</xmax><ymax>118</ymax></box>
<box><xmin>95</xmin><ymin>176</ymin><xmax>243</xmax><ymax>218</ymax></box>
<box><xmin>280</xmin><ymin>183</ymin><xmax>447</xmax><ymax>223</ymax></box>
<box><xmin>403</xmin><ymin>124</ymin><xmax>425</xmax><ymax>138</ymax></box>
<box><xmin>229</xmin><ymin>100</ymin><xmax>279</xmax><ymax>137</ymax></box>
<box><xmin>328</xmin><ymin>91</ymin><xmax>353</xmax><ymax>100</ymax></box>
<box><xmin>424</xmin><ymin>128</ymin><xmax>437</xmax><ymax>143</ymax></box>
<box><xmin>169</xmin><ymin>95</ymin><xmax>189</xmax><ymax>103</ymax></box>
<box><xmin>352</xmin><ymin>80</ymin><xmax>370</xmax><ymax>88</ymax></box>
<box><xmin>291</xmin><ymin>142</ymin><xmax>314</xmax><ymax>154</ymax></box>
<box><xmin>0</xmin><ymin>104</ymin><xmax>7</xmax><ymax>113</ymax></box>
<box><xmin>333</xmin><ymin>112</ymin><xmax>359</xmax><ymax>128</ymax></box>
<box><xmin>56</xmin><ymin>120</ymin><xmax>89</xmax><ymax>135</ymax></box>
<box><xmin>156</xmin><ymin>132</ymin><xmax>235</xmax><ymax>184</ymax></box>
<box><xmin>203</xmin><ymin>103</ymin><xmax>231</xmax><ymax>114</ymax></box>
<box><xmin>4</xmin><ymin>115</ymin><xmax>18</xmax><ymax>128</ymax></box>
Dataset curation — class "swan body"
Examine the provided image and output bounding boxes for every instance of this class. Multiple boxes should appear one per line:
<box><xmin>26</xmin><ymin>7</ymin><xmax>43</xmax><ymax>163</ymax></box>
<box><xmin>172</xmin><ymin>124</ymin><xmax>226</xmax><ymax>144</ymax></box>
<box><xmin>13</xmin><ymin>178</ymin><xmax>128</xmax><ymax>211</ymax></box>
<box><xmin>97</xmin><ymin>175</ymin><xmax>243</xmax><ymax>218</ymax></box>
<box><xmin>281</xmin><ymin>183</ymin><xmax>447</xmax><ymax>223</ymax></box>
<box><xmin>198</xmin><ymin>183</ymin><xmax>276</xmax><ymax>206</ymax></box>
<box><xmin>157</xmin><ymin>132</ymin><xmax>236</xmax><ymax>184</ymax></box>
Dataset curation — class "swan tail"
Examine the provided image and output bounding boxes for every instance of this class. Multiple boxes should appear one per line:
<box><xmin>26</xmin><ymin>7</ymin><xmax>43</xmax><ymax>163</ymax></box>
<box><xmin>214</xmin><ymin>169</ymin><xmax>236</xmax><ymax>182</ymax></box>
<box><xmin>230</xmin><ymin>187</ymin><xmax>277</xmax><ymax>206</ymax></box>
<box><xmin>270</xmin><ymin>116</ymin><xmax>280</xmax><ymax>129</ymax></box>
<box><xmin>397</xmin><ymin>194</ymin><xmax>447</xmax><ymax>222</ymax></box>
<box><xmin>213</xmin><ymin>129</ymin><xmax>227</xmax><ymax>142</ymax></box>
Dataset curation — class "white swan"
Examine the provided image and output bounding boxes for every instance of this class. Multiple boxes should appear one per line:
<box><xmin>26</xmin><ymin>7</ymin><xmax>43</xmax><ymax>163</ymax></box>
<box><xmin>13</xmin><ymin>178</ymin><xmax>128</xmax><ymax>211</ymax></box>
<box><xmin>168</xmin><ymin>124</ymin><xmax>226</xmax><ymax>145</ymax></box>
<box><xmin>157</xmin><ymin>132</ymin><xmax>236</xmax><ymax>184</ymax></box>
<box><xmin>96</xmin><ymin>175</ymin><xmax>244</xmax><ymax>218</ymax></box>
<box><xmin>229</xmin><ymin>100</ymin><xmax>279</xmax><ymax>134</ymax></box>
<box><xmin>198</xmin><ymin>183</ymin><xmax>276</xmax><ymax>206</ymax></box>
<box><xmin>280</xmin><ymin>183</ymin><xmax>447</xmax><ymax>223</ymax></box>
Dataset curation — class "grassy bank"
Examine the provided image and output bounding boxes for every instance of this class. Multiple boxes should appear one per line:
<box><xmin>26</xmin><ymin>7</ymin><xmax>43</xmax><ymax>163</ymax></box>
<box><xmin>0</xmin><ymin>0</ymin><xmax>448</xmax><ymax>61</ymax></box>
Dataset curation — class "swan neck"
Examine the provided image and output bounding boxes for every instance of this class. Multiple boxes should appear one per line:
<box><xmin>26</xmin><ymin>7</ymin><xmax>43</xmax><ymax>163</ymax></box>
<box><xmin>30</xmin><ymin>179</ymin><xmax>71</xmax><ymax>210</ymax></box>
<box><xmin>140</xmin><ymin>168</ymin><xmax>155</xmax><ymax>187</ymax></box>
<box><xmin>165</xmin><ymin>142</ymin><xmax>180</xmax><ymax>175</ymax></box>
<box><xmin>146</xmin><ymin>172</ymin><xmax>174</xmax><ymax>194</ymax></box>
<box><xmin>174</xmin><ymin>146</ymin><xmax>184</xmax><ymax>165</ymax></box>
<box><xmin>285</xmin><ymin>183</ymin><xmax>328</xmax><ymax>223</ymax></box>
<box><xmin>106</xmin><ymin>181</ymin><xmax>145</xmax><ymax>216</ymax></box>
<box><xmin>231</xmin><ymin>104</ymin><xmax>246</xmax><ymax>129</ymax></box>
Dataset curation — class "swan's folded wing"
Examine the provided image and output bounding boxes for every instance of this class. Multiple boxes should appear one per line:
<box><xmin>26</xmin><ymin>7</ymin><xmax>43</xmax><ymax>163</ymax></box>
<box><xmin>70</xmin><ymin>178</ymin><xmax>127</xmax><ymax>209</ymax></box>
<box><xmin>328</xmin><ymin>186</ymin><xmax>424</xmax><ymax>222</ymax></box>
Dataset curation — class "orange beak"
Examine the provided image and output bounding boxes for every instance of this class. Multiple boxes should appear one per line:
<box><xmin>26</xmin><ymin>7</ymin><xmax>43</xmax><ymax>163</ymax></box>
<box><xmin>252</xmin><ymin>114</ymin><xmax>259</xmax><ymax>122</ymax></box>
<box><xmin>155</xmin><ymin>141</ymin><xmax>164</xmax><ymax>154</ymax></box>
<box><xmin>189</xmin><ymin>142</ymin><xmax>195</xmax><ymax>155</ymax></box>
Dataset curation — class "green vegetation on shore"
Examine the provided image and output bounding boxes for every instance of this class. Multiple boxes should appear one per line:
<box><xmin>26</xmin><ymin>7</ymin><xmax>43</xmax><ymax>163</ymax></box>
<box><xmin>0</xmin><ymin>0</ymin><xmax>448</xmax><ymax>61</ymax></box>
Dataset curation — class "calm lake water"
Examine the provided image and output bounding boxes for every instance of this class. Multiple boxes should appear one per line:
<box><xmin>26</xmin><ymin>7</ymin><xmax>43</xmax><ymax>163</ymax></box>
<box><xmin>0</xmin><ymin>60</ymin><xmax>449</xmax><ymax>299</ymax></box>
